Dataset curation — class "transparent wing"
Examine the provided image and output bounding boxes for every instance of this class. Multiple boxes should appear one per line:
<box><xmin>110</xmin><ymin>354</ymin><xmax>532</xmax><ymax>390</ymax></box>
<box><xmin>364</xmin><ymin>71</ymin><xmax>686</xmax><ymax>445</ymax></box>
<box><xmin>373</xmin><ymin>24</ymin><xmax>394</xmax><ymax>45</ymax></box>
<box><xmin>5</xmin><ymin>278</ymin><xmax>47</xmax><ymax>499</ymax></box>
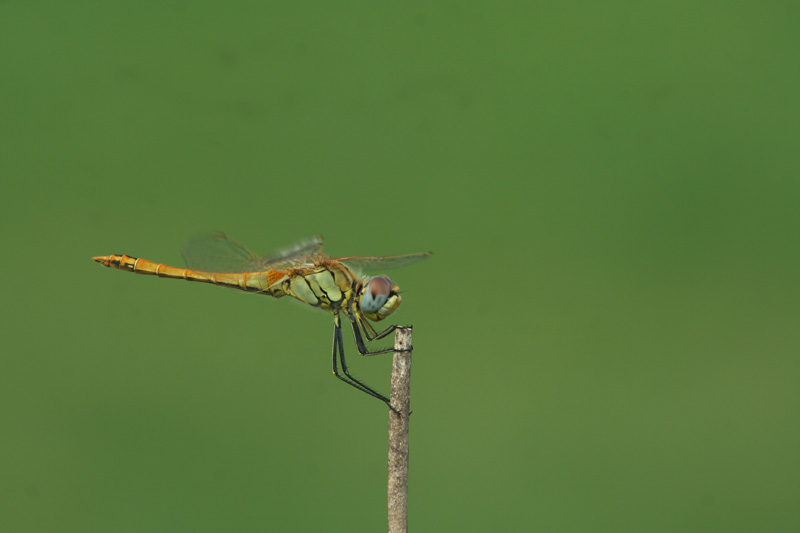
<box><xmin>181</xmin><ymin>233</ymin><xmax>325</xmax><ymax>272</ymax></box>
<box><xmin>335</xmin><ymin>251</ymin><xmax>433</xmax><ymax>271</ymax></box>
<box><xmin>271</xmin><ymin>235</ymin><xmax>326</xmax><ymax>263</ymax></box>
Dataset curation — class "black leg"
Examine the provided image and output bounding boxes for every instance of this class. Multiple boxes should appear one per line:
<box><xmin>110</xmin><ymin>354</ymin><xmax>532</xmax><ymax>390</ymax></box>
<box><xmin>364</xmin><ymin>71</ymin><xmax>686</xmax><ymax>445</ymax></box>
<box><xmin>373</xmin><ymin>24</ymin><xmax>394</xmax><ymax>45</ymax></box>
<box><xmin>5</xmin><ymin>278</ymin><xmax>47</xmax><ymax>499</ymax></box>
<box><xmin>356</xmin><ymin>313</ymin><xmax>397</xmax><ymax>342</ymax></box>
<box><xmin>351</xmin><ymin>313</ymin><xmax>415</xmax><ymax>359</ymax></box>
<box><xmin>331</xmin><ymin>314</ymin><xmax>398</xmax><ymax>413</ymax></box>
<box><xmin>350</xmin><ymin>316</ymin><xmax>396</xmax><ymax>356</ymax></box>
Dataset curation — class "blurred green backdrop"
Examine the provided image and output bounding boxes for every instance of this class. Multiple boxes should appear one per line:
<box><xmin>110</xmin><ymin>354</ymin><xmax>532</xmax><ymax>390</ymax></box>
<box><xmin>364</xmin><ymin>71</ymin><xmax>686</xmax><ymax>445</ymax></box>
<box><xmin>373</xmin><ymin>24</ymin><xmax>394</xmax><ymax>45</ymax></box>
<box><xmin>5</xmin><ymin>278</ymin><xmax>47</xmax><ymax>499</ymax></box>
<box><xmin>2</xmin><ymin>2</ymin><xmax>798</xmax><ymax>531</ymax></box>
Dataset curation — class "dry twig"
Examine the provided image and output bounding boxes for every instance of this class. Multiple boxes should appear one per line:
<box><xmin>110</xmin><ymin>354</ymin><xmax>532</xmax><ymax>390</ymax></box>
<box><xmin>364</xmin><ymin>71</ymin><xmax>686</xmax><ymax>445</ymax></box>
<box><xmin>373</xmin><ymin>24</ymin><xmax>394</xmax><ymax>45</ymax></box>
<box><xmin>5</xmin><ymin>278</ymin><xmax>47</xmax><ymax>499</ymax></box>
<box><xmin>387</xmin><ymin>327</ymin><xmax>412</xmax><ymax>533</ymax></box>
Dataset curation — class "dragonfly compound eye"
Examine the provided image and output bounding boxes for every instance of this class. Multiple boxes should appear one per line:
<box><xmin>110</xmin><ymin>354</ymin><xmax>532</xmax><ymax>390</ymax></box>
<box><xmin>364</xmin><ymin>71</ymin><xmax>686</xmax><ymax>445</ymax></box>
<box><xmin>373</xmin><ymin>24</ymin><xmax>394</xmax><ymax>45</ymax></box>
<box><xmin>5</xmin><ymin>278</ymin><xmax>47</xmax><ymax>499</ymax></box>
<box><xmin>361</xmin><ymin>276</ymin><xmax>391</xmax><ymax>313</ymax></box>
<box><xmin>360</xmin><ymin>275</ymin><xmax>402</xmax><ymax>320</ymax></box>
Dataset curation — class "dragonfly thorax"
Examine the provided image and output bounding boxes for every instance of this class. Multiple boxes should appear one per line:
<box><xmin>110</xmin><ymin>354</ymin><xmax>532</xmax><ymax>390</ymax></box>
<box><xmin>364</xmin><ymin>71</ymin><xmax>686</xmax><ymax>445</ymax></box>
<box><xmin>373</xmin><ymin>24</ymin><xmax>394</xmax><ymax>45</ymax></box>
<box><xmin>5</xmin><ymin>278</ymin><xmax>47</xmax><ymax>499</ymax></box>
<box><xmin>283</xmin><ymin>263</ymin><xmax>355</xmax><ymax>312</ymax></box>
<box><xmin>358</xmin><ymin>275</ymin><xmax>402</xmax><ymax>322</ymax></box>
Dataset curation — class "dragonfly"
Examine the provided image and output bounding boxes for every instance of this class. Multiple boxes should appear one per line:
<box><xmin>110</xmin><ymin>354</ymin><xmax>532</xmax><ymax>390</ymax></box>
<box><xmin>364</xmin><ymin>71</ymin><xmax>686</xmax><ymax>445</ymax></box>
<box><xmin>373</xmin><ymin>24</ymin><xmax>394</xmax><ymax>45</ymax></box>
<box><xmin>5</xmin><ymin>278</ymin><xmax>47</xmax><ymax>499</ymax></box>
<box><xmin>93</xmin><ymin>233</ymin><xmax>431</xmax><ymax>412</ymax></box>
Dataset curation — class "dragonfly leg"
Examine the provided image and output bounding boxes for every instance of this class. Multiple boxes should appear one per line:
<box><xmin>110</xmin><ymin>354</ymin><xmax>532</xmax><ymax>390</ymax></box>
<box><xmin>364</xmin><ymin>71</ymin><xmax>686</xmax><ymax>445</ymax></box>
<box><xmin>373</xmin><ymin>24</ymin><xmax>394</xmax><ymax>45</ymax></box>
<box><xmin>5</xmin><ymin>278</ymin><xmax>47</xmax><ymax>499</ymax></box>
<box><xmin>351</xmin><ymin>317</ymin><xmax>392</xmax><ymax>356</ymax></box>
<box><xmin>332</xmin><ymin>315</ymin><xmax>398</xmax><ymax>413</ymax></box>
<box><xmin>351</xmin><ymin>313</ymin><xmax>411</xmax><ymax>357</ymax></box>
<box><xmin>356</xmin><ymin>313</ymin><xmax>397</xmax><ymax>342</ymax></box>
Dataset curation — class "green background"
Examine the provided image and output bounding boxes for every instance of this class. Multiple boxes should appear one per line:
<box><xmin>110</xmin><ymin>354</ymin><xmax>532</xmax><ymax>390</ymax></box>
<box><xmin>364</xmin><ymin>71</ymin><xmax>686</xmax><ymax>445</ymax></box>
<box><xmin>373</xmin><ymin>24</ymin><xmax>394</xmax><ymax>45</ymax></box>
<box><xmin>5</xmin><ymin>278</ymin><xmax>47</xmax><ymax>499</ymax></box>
<box><xmin>2</xmin><ymin>2</ymin><xmax>799</xmax><ymax>531</ymax></box>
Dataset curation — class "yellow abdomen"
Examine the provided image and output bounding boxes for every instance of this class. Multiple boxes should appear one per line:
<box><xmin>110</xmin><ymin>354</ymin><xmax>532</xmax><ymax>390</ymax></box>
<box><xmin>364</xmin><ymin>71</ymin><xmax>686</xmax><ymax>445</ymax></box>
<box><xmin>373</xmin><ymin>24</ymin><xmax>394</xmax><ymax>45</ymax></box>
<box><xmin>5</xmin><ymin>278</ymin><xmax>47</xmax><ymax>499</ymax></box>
<box><xmin>93</xmin><ymin>254</ymin><xmax>282</xmax><ymax>294</ymax></box>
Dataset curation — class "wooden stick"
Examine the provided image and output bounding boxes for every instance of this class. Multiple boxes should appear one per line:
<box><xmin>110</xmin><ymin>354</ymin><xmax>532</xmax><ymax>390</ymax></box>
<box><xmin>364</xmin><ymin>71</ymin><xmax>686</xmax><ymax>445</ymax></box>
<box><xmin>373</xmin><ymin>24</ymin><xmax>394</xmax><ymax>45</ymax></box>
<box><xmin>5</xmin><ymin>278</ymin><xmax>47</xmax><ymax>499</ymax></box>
<box><xmin>387</xmin><ymin>327</ymin><xmax>412</xmax><ymax>533</ymax></box>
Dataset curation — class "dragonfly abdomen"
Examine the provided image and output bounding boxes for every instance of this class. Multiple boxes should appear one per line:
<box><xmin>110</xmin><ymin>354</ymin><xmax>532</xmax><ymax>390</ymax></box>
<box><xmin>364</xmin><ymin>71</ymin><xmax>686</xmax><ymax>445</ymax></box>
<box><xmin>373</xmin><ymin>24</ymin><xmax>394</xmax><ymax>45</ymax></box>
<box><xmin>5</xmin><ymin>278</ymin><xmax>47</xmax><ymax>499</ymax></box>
<box><xmin>92</xmin><ymin>254</ymin><xmax>276</xmax><ymax>294</ymax></box>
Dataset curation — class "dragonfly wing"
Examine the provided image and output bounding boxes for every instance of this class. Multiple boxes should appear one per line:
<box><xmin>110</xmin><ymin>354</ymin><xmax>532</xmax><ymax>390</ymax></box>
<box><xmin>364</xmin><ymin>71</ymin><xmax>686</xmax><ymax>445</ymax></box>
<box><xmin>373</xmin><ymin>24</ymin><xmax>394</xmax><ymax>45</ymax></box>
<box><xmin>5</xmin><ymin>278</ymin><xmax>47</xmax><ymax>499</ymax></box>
<box><xmin>181</xmin><ymin>233</ymin><xmax>326</xmax><ymax>273</ymax></box>
<box><xmin>336</xmin><ymin>252</ymin><xmax>433</xmax><ymax>271</ymax></box>
<box><xmin>181</xmin><ymin>233</ymin><xmax>268</xmax><ymax>272</ymax></box>
<box><xmin>270</xmin><ymin>235</ymin><xmax>325</xmax><ymax>264</ymax></box>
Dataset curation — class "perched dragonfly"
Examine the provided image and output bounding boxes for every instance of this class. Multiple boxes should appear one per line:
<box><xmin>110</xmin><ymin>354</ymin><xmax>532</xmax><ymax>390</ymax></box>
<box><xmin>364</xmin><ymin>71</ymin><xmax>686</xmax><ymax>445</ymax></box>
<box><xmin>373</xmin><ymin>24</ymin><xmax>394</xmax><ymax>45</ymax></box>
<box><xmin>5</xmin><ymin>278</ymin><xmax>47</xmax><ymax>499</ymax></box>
<box><xmin>93</xmin><ymin>233</ymin><xmax>431</xmax><ymax>411</ymax></box>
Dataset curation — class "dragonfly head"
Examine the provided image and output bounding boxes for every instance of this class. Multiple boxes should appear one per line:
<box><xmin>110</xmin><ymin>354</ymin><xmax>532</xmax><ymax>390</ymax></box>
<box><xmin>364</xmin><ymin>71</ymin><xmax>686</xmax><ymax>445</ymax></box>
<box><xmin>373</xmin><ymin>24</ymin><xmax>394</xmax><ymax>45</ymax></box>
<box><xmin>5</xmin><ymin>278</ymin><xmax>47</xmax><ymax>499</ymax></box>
<box><xmin>358</xmin><ymin>276</ymin><xmax>401</xmax><ymax>322</ymax></box>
